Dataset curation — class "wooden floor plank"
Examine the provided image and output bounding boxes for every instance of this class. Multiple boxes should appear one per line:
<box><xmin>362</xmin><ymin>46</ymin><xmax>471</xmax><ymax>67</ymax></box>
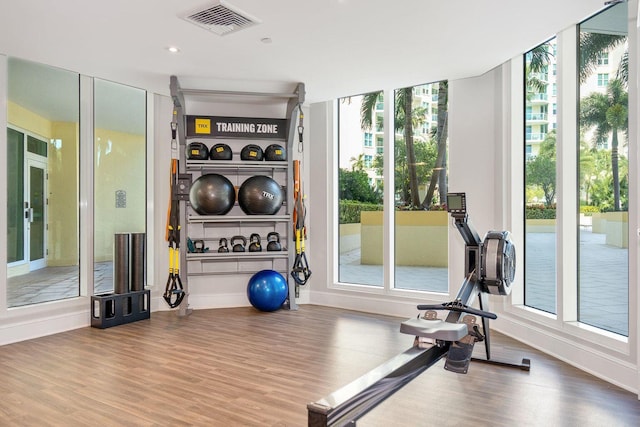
<box><xmin>0</xmin><ymin>305</ymin><xmax>638</xmax><ymax>426</ymax></box>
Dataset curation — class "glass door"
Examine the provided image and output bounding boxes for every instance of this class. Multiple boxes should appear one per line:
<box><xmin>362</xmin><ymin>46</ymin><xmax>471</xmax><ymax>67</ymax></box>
<box><xmin>27</xmin><ymin>159</ymin><xmax>47</xmax><ymax>270</ymax></box>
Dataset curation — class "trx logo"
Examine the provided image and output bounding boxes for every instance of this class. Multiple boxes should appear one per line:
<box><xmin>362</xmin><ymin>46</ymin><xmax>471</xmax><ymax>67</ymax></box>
<box><xmin>262</xmin><ymin>191</ymin><xmax>274</xmax><ymax>199</ymax></box>
<box><xmin>195</xmin><ymin>118</ymin><xmax>211</xmax><ymax>134</ymax></box>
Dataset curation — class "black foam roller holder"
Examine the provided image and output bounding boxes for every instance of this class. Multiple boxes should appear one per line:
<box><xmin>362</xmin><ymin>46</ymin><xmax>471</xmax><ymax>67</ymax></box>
<box><xmin>114</xmin><ymin>233</ymin><xmax>130</xmax><ymax>294</ymax></box>
<box><xmin>130</xmin><ymin>232</ymin><xmax>146</xmax><ymax>292</ymax></box>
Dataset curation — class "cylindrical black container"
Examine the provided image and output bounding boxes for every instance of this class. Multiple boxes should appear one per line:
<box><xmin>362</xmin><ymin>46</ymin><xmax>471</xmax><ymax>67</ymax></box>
<box><xmin>114</xmin><ymin>233</ymin><xmax>130</xmax><ymax>294</ymax></box>
<box><xmin>130</xmin><ymin>232</ymin><xmax>146</xmax><ymax>291</ymax></box>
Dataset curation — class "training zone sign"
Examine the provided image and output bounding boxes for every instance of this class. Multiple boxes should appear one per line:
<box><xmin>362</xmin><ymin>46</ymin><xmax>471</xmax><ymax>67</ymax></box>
<box><xmin>186</xmin><ymin>115</ymin><xmax>287</xmax><ymax>139</ymax></box>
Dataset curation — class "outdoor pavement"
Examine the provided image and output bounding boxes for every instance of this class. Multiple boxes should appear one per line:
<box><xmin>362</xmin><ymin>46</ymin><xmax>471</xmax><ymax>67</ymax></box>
<box><xmin>7</xmin><ymin>229</ymin><xmax>629</xmax><ymax>336</ymax></box>
<box><xmin>340</xmin><ymin>229</ymin><xmax>629</xmax><ymax>336</ymax></box>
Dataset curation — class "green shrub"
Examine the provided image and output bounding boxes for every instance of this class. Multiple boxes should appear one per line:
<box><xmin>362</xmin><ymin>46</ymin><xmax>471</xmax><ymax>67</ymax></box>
<box><xmin>525</xmin><ymin>204</ymin><xmax>556</xmax><ymax>219</ymax></box>
<box><xmin>339</xmin><ymin>200</ymin><xmax>383</xmax><ymax>224</ymax></box>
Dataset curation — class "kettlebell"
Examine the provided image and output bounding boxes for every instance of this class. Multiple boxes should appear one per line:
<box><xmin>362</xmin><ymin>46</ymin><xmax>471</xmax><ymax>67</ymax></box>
<box><xmin>231</xmin><ymin>235</ymin><xmax>246</xmax><ymax>252</ymax></box>
<box><xmin>266</xmin><ymin>232</ymin><xmax>282</xmax><ymax>251</ymax></box>
<box><xmin>248</xmin><ymin>233</ymin><xmax>262</xmax><ymax>252</ymax></box>
<box><xmin>218</xmin><ymin>237</ymin><xmax>229</xmax><ymax>253</ymax></box>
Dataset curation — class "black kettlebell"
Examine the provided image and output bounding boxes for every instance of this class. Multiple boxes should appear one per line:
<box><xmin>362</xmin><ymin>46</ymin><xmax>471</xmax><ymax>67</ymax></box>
<box><xmin>248</xmin><ymin>233</ymin><xmax>262</xmax><ymax>252</ymax></box>
<box><xmin>231</xmin><ymin>235</ymin><xmax>246</xmax><ymax>252</ymax></box>
<box><xmin>266</xmin><ymin>232</ymin><xmax>282</xmax><ymax>251</ymax></box>
<box><xmin>218</xmin><ymin>237</ymin><xmax>229</xmax><ymax>253</ymax></box>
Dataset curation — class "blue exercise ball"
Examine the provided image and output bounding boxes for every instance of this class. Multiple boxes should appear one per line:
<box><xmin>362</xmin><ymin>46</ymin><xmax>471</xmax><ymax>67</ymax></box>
<box><xmin>247</xmin><ymin>270</ymin><xmax>288</xmax><ymax>312</ymax></box>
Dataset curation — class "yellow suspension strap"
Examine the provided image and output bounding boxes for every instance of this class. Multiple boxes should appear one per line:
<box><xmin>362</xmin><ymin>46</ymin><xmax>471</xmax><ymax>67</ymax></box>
<box><xmin>291</xmin><ymin>158</ymin><xmax>311</xmax><ymax>286</ymax></box>
<box><xmin>164</xmin><ymin>119</ymin><xmax>185</xmax><ymax>308</ymax></box>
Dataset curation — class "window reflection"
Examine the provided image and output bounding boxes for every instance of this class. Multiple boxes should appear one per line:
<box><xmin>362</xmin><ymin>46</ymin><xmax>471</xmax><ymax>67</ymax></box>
<box><xmin>6</xmin><ymin>58</ymin><xmax>80</xmax><ymax>307</ymax></box>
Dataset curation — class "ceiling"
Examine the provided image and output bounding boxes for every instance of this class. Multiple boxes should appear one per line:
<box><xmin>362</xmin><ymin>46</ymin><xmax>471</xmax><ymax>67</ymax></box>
<box><xmin>0</xmin><ymin>0</ymin><xmax>611</xmax><ymax>106</ymax></box>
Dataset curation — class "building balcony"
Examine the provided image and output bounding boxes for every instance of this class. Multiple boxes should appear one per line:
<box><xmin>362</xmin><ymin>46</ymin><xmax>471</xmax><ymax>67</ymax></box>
<box><xmin>526</xmin><ymin>112</ymin><xmax>548</xmax><ymax>122</ymax></box>
<box><xmin>526</xmin><ymin>132</ymin><xmax>546</xmax><ymax>142</ymax></box>
<box><xmin>527</xmin><ymin>93</ymin><xmax>549</xmax><ymax>103</ymax></box>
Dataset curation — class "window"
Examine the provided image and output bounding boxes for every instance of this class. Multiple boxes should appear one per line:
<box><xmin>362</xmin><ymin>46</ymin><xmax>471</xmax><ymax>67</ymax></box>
<box><xmin>578</xmin><ymin>4</ymin><xmax>628</xmax><ymax>336</ymax></box>
<box><xmin>523</xmin><ymin>38</ymin><xmax>557</xmax><ymax>314</ymax></box>
<box><xmin>597</xmin><ymin>52</ymin><xmax>609</xmax><ymax>65</ymax></box>
<box><xmin>336</xmin><ymin>82</ymin><xmax>449</xmax><ymax>293</ymax></box>
<box><xmin>364</xmin><ymin>132</ymin><xmax>373</xmax><ymax>147</ymax></box>
<box><xmin>597</xmin><ymin>73</ymin><xmax>609</xmax><ymax>87</ymax></box>
<box><xmin>6</xmin><ymin>58</ymin><xmax>80</xmax><ymax>307</ymax></box>
<box><xmin>337</xmin><ymin>93</ymin><xmax>384</xmax><ymax>286</ymax></box>
<box><xmin>393</xmin><ymin>82</ymin><xmax>448</xmax><ymax>292</ymax></box>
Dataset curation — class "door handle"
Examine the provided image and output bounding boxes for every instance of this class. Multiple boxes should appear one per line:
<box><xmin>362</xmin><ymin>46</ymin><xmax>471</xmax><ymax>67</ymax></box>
<box><xmin>28</xmin><ymin>208</ymin><xmax>34</xmax><ymax>223</ymax></box>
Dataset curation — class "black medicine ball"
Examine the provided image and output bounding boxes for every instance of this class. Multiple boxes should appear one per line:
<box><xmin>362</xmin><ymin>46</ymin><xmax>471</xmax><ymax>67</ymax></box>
<box><xmin>210</xmin><ymin>143</ymin><xmax>233</xmax><ymax>160</ymax></box>
<box><xmin>237</xmin><ymin>175</ymin><xmax>284</xmax><ymax>215</ymax></box>
<box><xmin>189</xmin><ymin>174</ymin><xmax>236</xmax><ymax>215</ymax></box>
<box><xmin>264</xmin><ymin>144</ymin><xmax>286</xmax><ymax>161</ymax></box>
<box><xmin>241</xmin><ymin>144</ymin><xmax>264</xmax><ymax>161</ymax></box>
<box><xmin>186</xmin><ymin>142</ymin><xmax>209</xmax><ymax>160</ymax></box>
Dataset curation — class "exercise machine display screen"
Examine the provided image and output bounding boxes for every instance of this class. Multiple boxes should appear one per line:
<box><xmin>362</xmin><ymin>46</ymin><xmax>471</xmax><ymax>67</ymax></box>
<box><xmin>447</xmin><ymin>192</ymin><xmax>467</xmax><ymax>215</ymax></box>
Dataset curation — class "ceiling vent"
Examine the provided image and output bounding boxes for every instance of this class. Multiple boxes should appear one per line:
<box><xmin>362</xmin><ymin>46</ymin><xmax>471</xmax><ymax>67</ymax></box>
<box><xmin>181</xmin><ymin>1</ymin><xmax>261</xmax><ymax>36</ymax></box>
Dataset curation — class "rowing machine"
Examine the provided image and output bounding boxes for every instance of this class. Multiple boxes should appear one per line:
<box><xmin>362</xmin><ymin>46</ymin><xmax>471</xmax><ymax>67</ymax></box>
<box><xmin>308</xmin><ymin>192</ymin><xmax>529</xmax><ymax>427</ymax></box>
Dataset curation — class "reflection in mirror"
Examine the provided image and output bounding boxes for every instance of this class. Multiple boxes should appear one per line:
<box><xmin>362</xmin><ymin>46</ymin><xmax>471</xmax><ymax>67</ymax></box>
<box><xmin>6</xmin><ymin>58</ymin><xmax>80</xmax><ymax>307</ymax></box>
<box><xmin>93</xmin><ymin>79</ymin><xmax>146</xmax><ymax>294</ymax></box>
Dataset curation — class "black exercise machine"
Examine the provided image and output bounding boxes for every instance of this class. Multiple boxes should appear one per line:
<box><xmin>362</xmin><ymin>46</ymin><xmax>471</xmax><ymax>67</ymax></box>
<box><xmin>307</xmin><ymin>192</ymin><xmax>529</xmax><ymax>427</ymax></box>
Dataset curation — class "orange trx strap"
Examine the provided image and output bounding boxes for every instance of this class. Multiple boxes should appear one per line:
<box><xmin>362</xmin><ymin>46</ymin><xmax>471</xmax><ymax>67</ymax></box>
<box><xmin>291</xmin><ymin>159</ymin><xmax>311</xmax><ymax>286</ymax></box>
<box><xmin>164</xmin><ymin>120</ymin><xmax>185</xmax><ymax>308</ymax></box>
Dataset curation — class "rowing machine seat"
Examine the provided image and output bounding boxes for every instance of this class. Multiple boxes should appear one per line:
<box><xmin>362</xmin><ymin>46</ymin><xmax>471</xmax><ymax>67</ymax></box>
<box><xmin>400</xmin><ymin>317</ymin><xmax>468</xmax><ymax>342</ymax></box>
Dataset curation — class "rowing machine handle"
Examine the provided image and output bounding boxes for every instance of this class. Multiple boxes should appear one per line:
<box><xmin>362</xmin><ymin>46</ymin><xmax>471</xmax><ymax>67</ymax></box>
<box><xmin>416</xmin><ymin>304</ymin><xmax>497</xmax><ymax>320</ymax></box>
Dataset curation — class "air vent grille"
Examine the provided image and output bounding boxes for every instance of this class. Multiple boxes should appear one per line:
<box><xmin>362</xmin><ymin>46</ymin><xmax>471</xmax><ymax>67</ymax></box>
<box><xmin>182</xmin><ymin>1</ymin><xmax>260</xmax><ymax>36</ymax></box>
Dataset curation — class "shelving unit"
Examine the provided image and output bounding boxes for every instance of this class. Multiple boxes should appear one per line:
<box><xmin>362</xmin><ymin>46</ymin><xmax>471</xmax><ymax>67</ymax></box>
<box><xmin>170</xmin><ymin>76</ymin><xmax>305</xmax><ymax>315</ymax></box>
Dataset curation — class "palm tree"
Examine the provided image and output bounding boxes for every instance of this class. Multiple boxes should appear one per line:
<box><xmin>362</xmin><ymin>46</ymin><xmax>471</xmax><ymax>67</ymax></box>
<box><xmin>525</xmin><ymin>42</ymin><xmax>554</xmax><ymax>96</ymax></box>
<box><xmin>580</xmin><ymin>78</ymin><xmax>628</xmax><ymax>211</ymax></box>
<box><xmin>422</xmin><ymin>81</ymin><xmax>448</xmax><ymax>209</ymax></box>
<box><xmin>579</xmin><ymin>32</ymin><xmax>626</xmax><ymax>84</ymax></box>
<box><xmin>360</xmin><ymin>88</ymin><xmax>427</xmax><ymax>207</ymax></box>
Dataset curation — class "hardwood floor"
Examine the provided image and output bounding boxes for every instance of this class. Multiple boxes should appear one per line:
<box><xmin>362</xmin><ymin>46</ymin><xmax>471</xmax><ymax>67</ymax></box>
<box><xmin>0</xmin><ymin>305</ymin><xmax>638</xmax><ymax>426</ymax></box>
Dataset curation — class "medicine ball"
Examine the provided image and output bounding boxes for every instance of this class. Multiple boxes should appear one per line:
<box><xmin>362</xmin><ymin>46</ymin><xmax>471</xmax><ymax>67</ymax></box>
<box><xmin>186</xmin><ymin>142</ymin><xmax>209</xmax><ymax>160</ymax></box>
<box><xmin>241</xmin><ymin>144</ymin><xmax>264</xmax><ymax>161</ymax></box>
<box><xmin>238</xmin><ymin>175</ymin><xmax>284</xmax><ymax>215</ymax></box>
<box><xmin>210</xmin><ymin>143</ymin><xmax>233</xmax><ymax>160</ymax></box>
<box><xmin>189</xmin><ymin>173</ymin><xmax>236</xmax><ymax>215</ymax></box>
<box><xmin>264</xmin><ymin>144</ymin><xmax>286</xmax><ymax>161</ymax></box>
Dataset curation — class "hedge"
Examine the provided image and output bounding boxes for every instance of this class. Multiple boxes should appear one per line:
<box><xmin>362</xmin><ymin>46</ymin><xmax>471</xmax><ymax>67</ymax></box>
<box><xmin>339</xmin><ymin>200</ymin><xmax>383</xmax><ymax>224</ymax></box>
<box><xmin>525</xmin><ymin>205</ymin><xmax>556</xmax><ymax>219</ymax></box>
<box><xmin>525</xmin><ymin>205</ymin><xmax>601</xmax><ymax>219</ymax></box>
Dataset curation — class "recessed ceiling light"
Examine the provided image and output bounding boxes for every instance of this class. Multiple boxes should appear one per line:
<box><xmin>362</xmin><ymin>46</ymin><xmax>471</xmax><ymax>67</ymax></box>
<box><xmin>260</xmin><ymin>37</ymin><xmax>272</xmax><ymax>44</ymax></box>
<box><xmin>167</xmin><ymin>46</ymin><xmax>181</xmax><ymax>53</ymax></box>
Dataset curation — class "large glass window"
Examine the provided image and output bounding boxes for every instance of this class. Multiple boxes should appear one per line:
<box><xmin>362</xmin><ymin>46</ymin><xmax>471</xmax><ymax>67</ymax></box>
<box><xmin>338</xmin><ymin>92</ymin><xmax>384</xmax><ymax>286</ymax></box>
<box><xmin>524</xmin><ymin>38</ymin><xmax>557</xmax><ymax>314</ymax></box>
<box><xmin>6</xmin><ymin>58</ymin><xmax>80</xmax><ymax>307</ymax></box>
<box><xmin>337</xmin><ymin>83</ymin><xmax>449</xmax><ymax>292</ymax></box>
<box><xmin>578</xmin><ymin>3</ymin><xmax>628</xmax><ymax>336</ymax></box>
<box><xmin>393</xmin><ymin>82</ymin><xmax>448</xmax><ymax>292</ymax></box>
<box><xmin>94</xmin><ymin>79</ymin><xmax>146</xmax><ymax>293</ymax></box>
